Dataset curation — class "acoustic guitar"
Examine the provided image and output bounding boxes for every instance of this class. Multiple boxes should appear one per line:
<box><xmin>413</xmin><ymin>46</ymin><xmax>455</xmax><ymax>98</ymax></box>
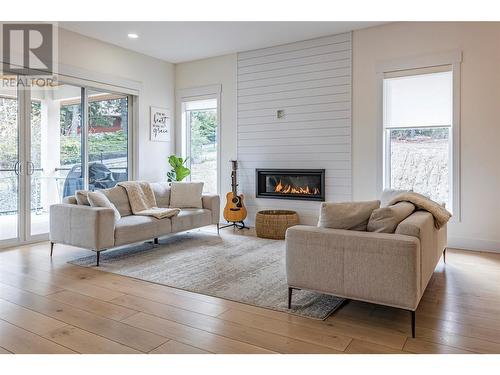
<box><xmin>223</xmin><ymin>160</ymin><xmax>248</xmax><ymax>224</ymax></box>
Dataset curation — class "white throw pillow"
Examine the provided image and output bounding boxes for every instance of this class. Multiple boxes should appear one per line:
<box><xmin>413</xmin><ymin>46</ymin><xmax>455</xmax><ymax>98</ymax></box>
<box><xmin>87</xmin><ymin>191</ymin><xmax>121</xmax><ymax>222</ymax></box>
<box><xmin>317</xmin><ymin>200</ymin><xmax>381</xmax><ymax>231</ymax></box>
<box><xmin>169</xmin><ymin>182</ymin><xmax>204</xmax><ymax>208</ymax></box>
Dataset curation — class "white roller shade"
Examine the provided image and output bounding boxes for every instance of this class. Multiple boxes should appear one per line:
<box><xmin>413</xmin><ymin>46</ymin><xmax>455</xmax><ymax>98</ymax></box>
<box><xmin>185</xmin><ymin>98</ymin><xmax>217</xmax><ymax>111</ymax></box>
<box><xmin>383</xmin><ymin>70</ymin><xmax>453</xmax><ymax>128</ymax></box>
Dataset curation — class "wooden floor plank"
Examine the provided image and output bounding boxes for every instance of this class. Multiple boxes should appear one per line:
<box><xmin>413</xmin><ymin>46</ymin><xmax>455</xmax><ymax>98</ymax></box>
<box><xmin>47</xmin><ymin>290</ymin><xmax>139</xmax><ymax>321</ymax></box>
<box><xmin>0</xmin><ymin>263</ymin><xmax>125</xmax><ymax>302</ymax></box>
<box><xmin>0</xmin><ymin>319</ymin><xmax>76</xmax><ymax>354</ymax></box>
<box><xmin>404</xmin><ymin>338</ymin><xmax>476</xmax><ymax>354</ymax></box>
<box><xmin>215</xmin><ymin>300</ymin><xmax>406</xmax><ymax>350</ymax></box>
<box><xmin>345</xmin><ymin>339</ymin><xmax>406</xmax><ymax>354</ymax></box>
<box><xmin>0</xmin><ymin>298</ymin><xmax>139</xmax><ymax>354</ymax></box>
<box><xmin>45</xmin><ymin>325</ymin><xmax>141</xmax><ymax>354</ymax></box>
<box><xmin>217</xmin><ymin>308</ymin><xmax>352</xmax><ymax>351</ymax></box>
<box><xmin>0</xmin><ymin>283</ymin><xmax>167</xmax><ymax>353</ymax></box>
<box><xmin>114</xmin><ymin>294</ymin><xmax>344</xmax><ymax>353</ymax></box>
<box><xmin>334</xmin><ymin>303</ymin><xmax>500</xmax><ymax>354</ymax></box>
<box><xmin>0</xmin><ymin>298</ymin><xmax>67</xmax><ymax>336</ymax></box>
<box><xmin>0</xmin><ymin>268</ymin><xmax>63</xmax><ymax>296</ymax></box>
<box><xmin>0</xmin><ymin>345</ymin><xmax>13</xmax><ymax>354</ymax></box>
<box><xmin>149</xmin><ymin>340</ymin><xmax>212</xmax><ymax>354</ymax></box>
<box><xmin>123</xmin><ymin>312</ymin><xmax>276</xmax><ymax>354</ymax></box>
<box><xmin>32</xmin><ymin>263</ymin><xmax>230</xmax><ymax>317</ymax></box>
<box><xmin>366</xmin><ymin>303</ymin><xmax>500</xmax><ymax>346</ymax></box>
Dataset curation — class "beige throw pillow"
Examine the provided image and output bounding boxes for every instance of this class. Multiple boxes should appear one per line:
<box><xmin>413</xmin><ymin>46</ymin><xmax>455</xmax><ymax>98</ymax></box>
<box><xmin>317</xmin><ymin>200</ymin><xmax>381</xmax><ymax>231</ymax></box>
<box><xmin>87</xmin><ymin>191</ymin><xmax>121</xmax><ymax>222</ymax></box>
<box><xmin>150</xmin><ymin>182</ymin><xmax>171</xmax><ymax>208</ymax></box>
<box><xmin>169</xmin><ymin>182</ymin><xmax>204</xmax><ymax>208</ymax></box>
<box><xmin>367</xmin><ymin>201</ymin><xmax>415</xmax><ymax>233</ymax></box>
<box><xmin>75</xmin><ymin>190</ymin><xmax>90</xmax><ymax>205</ymax></box>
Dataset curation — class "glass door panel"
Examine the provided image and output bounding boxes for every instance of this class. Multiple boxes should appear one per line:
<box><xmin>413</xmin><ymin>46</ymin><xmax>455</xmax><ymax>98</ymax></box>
<box><xmin>0</xmin><ymin>76</ymin><xmax>20</xmax><ymax>242</ymax></box>
<box><xmin>29</xmin><ymin>84</ymin><xmax>83</xmax><ymax>236</ymax></box>
<box><xmin>87</xmin><ymin>90</ymin><xmax>129</xmax><ymax>191</ymax></box>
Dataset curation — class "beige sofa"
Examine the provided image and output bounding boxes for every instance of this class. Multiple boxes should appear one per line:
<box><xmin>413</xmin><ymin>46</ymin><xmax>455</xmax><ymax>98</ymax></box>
<box><xmin>285</xmin><ymin>210</ymin><xmax>447</xmax><ymax>337</ymax></box>
<box><xmin>49</xmin><ymin>182</ymin><xmax>220</xmax><ymax>266</ymax></box>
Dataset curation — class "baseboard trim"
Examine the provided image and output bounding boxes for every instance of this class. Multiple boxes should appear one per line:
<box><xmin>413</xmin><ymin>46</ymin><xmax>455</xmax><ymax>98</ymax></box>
<box><xmin>448</xmin><ymin>236</ymin><xmax>500</xmax><ymax>254</ymax></box>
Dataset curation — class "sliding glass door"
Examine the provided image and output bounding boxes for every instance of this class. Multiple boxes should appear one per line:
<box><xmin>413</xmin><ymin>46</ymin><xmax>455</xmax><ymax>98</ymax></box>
<box><xmin>29</xmin><ymin>84</ymin><xmax>84</xmax><ymax>236</ymax></box>
<box><xmin>0</xmin><ymin>76</ymin><xmax>20</xmax><ymax>244</ymax></box>
<box><xmin>0</xmin><ymin>79</ymin><xmax>132</xmax><ymax>246</ymax></box>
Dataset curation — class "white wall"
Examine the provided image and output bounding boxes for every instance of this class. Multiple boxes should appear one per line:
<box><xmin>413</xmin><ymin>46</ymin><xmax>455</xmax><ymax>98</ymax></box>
<box><xmin>58</xmin><ymin>28</ymin><xmax>175</xmax><ymax>182</ymax></box>
<box><xmin>175</xmin><ymin>54</ymin><xmax>238</xmax><ymax>218</ymax></box>
<box><xmin>176</xmin><ymin>22</ymin><xmax>500</xmax><ymax>253</ymax></box>
<box><xmin>353</xmin><ymin>22</ymin><xmax>500</xmax><ymax>252</ymax></box>
<box><xmin>236</xmin><ymin>33</ymin><xmax>353</xmax><ymax>225</ymax></box>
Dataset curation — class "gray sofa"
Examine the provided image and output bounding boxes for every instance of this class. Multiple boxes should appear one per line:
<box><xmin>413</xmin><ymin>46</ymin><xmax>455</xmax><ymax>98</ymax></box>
<box><xmin>49</xmin><ymin>182</ymin><xmax>220</xmax><ymax>266</ymax></box>
<box><xmin>285</xmin><ymin>210</ymin><xmax>447</xmax><ymax>338</ymax></box>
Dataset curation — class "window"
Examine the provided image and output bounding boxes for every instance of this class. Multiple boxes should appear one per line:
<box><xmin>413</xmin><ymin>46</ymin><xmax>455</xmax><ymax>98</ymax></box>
<box><xmin>181</xmin><ymin>98</ymin><xmax>219</xmax><ymax>194</ymax></box>
<box><xmin>383</xmin><ymin>67</ymin><xmax>455</xmax><ymax>211</ymax></box>
<box><xmin>87</xmin><ymin>90</ymin><xmax>129</xmax><ymax>191</ymax></box>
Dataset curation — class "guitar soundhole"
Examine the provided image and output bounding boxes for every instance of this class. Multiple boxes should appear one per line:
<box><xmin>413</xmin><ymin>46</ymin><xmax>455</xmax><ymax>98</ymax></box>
<box><xmin>232</xmin><ymin>197</ymin><xmax>238</xmax><ymax>204</ymax></box>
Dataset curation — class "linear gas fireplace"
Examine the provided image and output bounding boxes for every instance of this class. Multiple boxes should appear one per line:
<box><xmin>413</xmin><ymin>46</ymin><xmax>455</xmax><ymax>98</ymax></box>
<box><xmin>256</xmin><ymin>169</ymin><xmax>325</xmax><ymax>201</ymax></box>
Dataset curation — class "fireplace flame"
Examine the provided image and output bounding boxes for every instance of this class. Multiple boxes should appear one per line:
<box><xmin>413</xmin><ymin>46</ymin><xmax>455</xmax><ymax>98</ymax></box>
<box><xmin>274</xmin><ymin>180</ymin><xmax>320</xmax><ymax>195</ymax></box>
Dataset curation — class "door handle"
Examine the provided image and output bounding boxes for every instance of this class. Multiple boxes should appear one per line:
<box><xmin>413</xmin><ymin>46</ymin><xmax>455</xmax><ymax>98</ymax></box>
<box><xmin>14</xmin><ymin>161</ymin><xmax>20</xmax><ymax>175</ymax></box>
<box><xmin>27</xmin><ymin>161</ymin><xmax>35</xmax><ymax>175</ymax></box>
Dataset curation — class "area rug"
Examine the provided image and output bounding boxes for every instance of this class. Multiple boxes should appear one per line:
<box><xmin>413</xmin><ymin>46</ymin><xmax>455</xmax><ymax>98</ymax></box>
<box><xmin>69</xmin><ymin>230</ymin><xmax>345</xmax><ymax>319</ymax></box>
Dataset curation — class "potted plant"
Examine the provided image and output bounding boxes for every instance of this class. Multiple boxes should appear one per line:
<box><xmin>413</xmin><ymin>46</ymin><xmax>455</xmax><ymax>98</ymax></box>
<box><xmin>167</xmin><ymin>155</ymin><xmax>191</xmax><ymax>182</ymax></box>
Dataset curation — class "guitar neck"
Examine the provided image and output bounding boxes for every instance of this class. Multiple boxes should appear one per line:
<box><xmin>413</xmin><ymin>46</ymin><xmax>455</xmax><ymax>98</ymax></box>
<box><xmin>231</xmin><ymin>172</ymin><xmax>237</xmax><ymax>195</ymax></box>
<box><xmin>231</xmin><ymin>160</ymin><xmax>238</xmax><ymax>195</ymax></box>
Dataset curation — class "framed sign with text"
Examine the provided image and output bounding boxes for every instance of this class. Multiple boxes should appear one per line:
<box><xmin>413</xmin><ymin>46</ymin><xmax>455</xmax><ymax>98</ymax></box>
<box><xmin>150</xmin><ymin>106</ymin><xmax>170</xmax><ymax>142</ymax></box>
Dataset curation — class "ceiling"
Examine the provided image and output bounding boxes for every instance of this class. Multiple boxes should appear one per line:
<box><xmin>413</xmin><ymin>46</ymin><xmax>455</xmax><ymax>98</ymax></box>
<box><xmin>60</xmin><ymin>21</ymin><xmax>387</xmax><ymax>63</ymax></box>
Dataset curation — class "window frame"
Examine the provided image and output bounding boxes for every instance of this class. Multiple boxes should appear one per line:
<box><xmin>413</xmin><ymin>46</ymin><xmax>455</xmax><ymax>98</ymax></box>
<box><xmin>376</xmin><ymin>51</ymin><xmax>461</xmax><ymax>221</ymax></box>
<box><xmin>176</xmin><ymin>85</ymin><xmax>221</xmax><ymax>195</ymax></box>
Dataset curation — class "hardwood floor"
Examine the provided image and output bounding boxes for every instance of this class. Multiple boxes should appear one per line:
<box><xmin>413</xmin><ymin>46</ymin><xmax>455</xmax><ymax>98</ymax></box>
<box><xmin>0</xmin><ymin>227</ymin><xmax>499</xmax><ymax>354</ymax></box>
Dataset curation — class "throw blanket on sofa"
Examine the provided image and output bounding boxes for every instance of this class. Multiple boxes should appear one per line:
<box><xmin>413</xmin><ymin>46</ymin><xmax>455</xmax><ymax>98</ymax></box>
<box><xmin>387</xmin><ymin>192</ymin><xmax>451</xmax><ymax>229</ymax></box>
<box><xmin>117</xmin><ymin>181</ymin><xmax>180</xmax><ymax>219</ymax></box>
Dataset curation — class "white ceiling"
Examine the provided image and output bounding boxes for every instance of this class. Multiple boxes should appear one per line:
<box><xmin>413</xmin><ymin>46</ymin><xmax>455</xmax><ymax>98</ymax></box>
<box><xmin>60</xmin><ymin>22</ymin><xmax>386</xmax><ymax>63</ymax></box>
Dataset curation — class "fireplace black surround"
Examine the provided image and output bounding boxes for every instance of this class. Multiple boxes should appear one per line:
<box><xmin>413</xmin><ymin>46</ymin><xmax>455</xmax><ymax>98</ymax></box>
<box><xmin>255</xmin><ymin>169</ymin><xmax>325</xmax><ymax>201</ymax></box>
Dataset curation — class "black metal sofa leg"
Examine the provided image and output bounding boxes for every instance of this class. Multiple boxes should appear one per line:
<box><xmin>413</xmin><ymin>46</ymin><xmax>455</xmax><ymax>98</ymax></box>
<box><xmin>50</xmin><ymin>242</ymin><xmax>54</xmax><ymax>257</ymax></box>
<box><xmin>411</xmin><ymin>310</ymin><xmax>416</xmax><ymax>338</ymax></box>
<box><xmin>443</xmin><ymin>248</ymin><xmax>447</xmax><ymax>263</ymax></box>
<box><xmin>96</xmin><ymin>251</ymin><xmax>100</xmax><ymax>267</ymax></box>
<box><xmin>154</xmin><ymin>237</ymin><xmax>159</xmax><ymax>245</ymax></box>
<box><xmin>288</xmin><ymin>287</ymin><xmax>293</xmax><ymax>309</ymax></box>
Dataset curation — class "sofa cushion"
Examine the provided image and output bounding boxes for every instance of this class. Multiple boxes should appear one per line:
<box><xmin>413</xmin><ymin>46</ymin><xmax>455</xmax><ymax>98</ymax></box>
<box><xmin>63</xmin><ymin>195</ymin><xmax>77</xmax><ymax>205</ymax></box>
<box><xmin>75</xmin><ymin>190</ymin><xmax>90</xmax><ymax>205</ymax></box>
<box><xmin>171</xmin><ymin>208</ymin><xmax>212</xmax><ymax>233</ymax></box>
<box><xmin>317</xmin><ymin>200</ymin><xmax>380</xmax><ymax>231</ymax></box>
<box><xmin>101</xmin><ymin>186</ymin><xmax>133</xmax><ymax>217</ymax></box>
<box><xmin>87</xmin><ymin>191</ymin><xmax>121</xmax><ymax>223</ymax></box>
<box><xmin>367</xmin><ymin>202</ymin><xmax>415</xmax><ymax>233</ymax></box>
<box><xmin>380</xmin><ymin>189</ymin><xmax>412</xmax><ymax>207</ymax></box>
<box><xmin>114</xmin><ymin>215</ymin><xmax>172</xmax><ymax>246</ymax></box>
<box><xmin>150</xmin><ymin>182</ymin><xmax>171</xmax><ymax>208</ymax></box>
<box><xmin>169</xmin><ymin>182</ymin><xmax>204</xmax><ymax>208</ymax></box>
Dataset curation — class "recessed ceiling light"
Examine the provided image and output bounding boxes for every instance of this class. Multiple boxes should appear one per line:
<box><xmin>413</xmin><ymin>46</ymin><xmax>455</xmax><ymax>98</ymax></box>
<box><xmin>127</xmin><ymin>33</ymin><xmax>139</xmax><ymax>39</ymax></box>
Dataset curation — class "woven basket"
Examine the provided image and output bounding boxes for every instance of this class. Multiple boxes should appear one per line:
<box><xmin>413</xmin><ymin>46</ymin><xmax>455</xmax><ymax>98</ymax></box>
<box><xmin>255</xmin><ymin>210</ymin><xmax>299</xmax><ymax>240</ymax></box>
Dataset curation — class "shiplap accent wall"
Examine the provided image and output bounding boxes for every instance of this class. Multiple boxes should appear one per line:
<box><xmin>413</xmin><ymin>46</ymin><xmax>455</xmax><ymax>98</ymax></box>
<box><xmin>237</xmin><ymin>33</ymin><xmax>353</xmax><ymax>225</ymax></box>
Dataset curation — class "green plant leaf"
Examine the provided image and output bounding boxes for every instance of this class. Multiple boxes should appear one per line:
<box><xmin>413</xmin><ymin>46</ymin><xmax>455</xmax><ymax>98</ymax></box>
<box><xmin>167</xmin><ymin>154</ymin><xmax>191</xmax><ymax>182</ymax></box>
<box><xmin>175</xmin><ymin>165</ymin><xmax>191</xmax><ymax>181</ymax></box>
